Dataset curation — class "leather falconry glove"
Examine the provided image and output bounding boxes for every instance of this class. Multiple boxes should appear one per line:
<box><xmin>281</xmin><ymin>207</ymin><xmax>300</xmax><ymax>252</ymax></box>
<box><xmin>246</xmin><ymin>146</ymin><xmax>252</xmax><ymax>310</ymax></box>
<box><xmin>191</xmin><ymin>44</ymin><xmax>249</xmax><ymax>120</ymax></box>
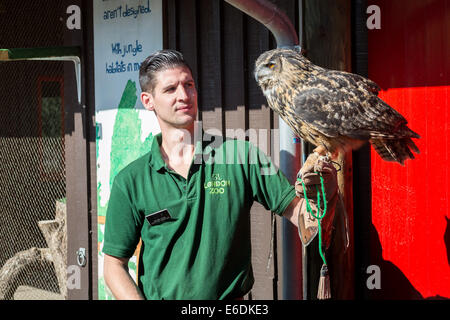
<box><xmin>295</xmin><ymin>152</ymin><xmax>338</xmax><ymax>248</ymax></box>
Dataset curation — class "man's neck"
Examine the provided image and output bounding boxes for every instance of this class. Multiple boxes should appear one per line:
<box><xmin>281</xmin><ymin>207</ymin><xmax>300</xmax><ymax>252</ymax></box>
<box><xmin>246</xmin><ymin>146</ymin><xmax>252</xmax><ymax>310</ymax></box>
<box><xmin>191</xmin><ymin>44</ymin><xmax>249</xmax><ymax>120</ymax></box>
<box><xmin>159</xmin><ymin>126</ymin><xmax>195</xmax><ymax>177</ymax></box>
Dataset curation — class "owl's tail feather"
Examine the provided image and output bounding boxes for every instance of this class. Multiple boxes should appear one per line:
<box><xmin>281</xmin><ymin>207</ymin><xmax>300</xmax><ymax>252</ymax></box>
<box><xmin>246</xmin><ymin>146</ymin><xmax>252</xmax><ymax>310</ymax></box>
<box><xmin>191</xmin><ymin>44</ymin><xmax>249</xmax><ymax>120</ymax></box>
<box><xmin>370</xmin><ymin>137</ymin><xmax>420</xmax><ymax>165</ymax></box>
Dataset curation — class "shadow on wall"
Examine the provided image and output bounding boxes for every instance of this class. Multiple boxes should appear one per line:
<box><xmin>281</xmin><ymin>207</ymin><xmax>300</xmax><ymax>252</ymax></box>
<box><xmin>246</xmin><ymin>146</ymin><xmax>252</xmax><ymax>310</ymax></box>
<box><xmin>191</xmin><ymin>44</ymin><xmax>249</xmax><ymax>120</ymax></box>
<box><xmin>444</xmin><ymin>216</ymin><xmax>450</xmax><ymax>267</ymax></box>
<box><xmin>367</xmin><ymin>224</ymin><xmax>422</xmax><ymax>300</ymax></box>
<box><xmin>368</xmin><ymin>224</ymin><xmax>449</xmax><ymax>300</ymax></box>
<box><xmin>368</xmin><ymin>222</ymin><xmax>450</xmax><ymax>300</ymax></box>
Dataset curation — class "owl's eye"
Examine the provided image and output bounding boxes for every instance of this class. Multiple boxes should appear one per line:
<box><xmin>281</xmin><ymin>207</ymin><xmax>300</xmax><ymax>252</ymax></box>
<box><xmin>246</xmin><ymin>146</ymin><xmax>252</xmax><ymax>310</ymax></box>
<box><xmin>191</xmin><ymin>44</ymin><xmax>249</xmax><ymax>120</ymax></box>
<box><xmin>267</xmin><ymin>62</ymin><xmax>276</xmax><ymax>69</ymax></box>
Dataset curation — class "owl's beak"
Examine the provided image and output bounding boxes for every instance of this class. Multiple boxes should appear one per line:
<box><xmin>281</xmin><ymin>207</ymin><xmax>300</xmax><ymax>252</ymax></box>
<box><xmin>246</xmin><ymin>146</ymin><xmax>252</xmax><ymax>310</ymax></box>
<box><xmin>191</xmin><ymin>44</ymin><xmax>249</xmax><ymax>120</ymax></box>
<box><xmin>254</xmin><ymin>67</ymin><xmax>271</xmax><ymax>84</ymax></box>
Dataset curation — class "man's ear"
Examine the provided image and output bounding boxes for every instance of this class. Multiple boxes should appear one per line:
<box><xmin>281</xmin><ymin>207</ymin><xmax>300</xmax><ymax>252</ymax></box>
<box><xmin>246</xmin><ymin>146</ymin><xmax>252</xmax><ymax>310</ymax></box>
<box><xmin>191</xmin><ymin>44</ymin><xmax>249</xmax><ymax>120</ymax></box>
<box><xmin>141</xmin><ymin>91</ymin><xmax>155</xmax><ymax>111</ymax></box>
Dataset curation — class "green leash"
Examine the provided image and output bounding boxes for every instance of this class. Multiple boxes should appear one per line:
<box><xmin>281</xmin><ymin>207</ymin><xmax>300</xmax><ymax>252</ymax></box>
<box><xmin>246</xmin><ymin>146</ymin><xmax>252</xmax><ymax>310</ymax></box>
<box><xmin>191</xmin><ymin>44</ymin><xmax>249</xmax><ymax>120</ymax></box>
<box><xmin>297</xmin><ymin>172</ymin><xmax>328</xmax><ymax>266</ymax></box>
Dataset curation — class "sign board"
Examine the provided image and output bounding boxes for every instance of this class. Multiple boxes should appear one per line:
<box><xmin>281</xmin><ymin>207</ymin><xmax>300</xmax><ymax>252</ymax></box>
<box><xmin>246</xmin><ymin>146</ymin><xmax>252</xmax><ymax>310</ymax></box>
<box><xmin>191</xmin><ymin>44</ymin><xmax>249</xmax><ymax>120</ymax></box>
<box><xmin>93</xmin><ymin>0</ymin><xmax>162</xmax><ymax>300</ymax></box>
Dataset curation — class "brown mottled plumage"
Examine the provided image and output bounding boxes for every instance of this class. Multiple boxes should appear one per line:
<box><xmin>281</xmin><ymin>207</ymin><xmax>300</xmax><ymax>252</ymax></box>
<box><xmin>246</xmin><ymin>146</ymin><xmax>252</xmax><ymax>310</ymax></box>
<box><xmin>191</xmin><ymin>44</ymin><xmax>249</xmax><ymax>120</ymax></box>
<box><xmin>254</xmin><ymin>48</ymin><xmax>420</xmax><ymax>165</ymax></box>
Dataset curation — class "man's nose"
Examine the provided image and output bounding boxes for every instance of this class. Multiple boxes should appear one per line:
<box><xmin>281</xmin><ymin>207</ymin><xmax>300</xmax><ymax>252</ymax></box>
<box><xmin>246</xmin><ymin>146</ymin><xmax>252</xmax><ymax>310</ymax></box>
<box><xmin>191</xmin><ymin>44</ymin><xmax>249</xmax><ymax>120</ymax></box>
<box><xmin>176</xmin><ymin>85</ymin><xmax>189</xmax><ymax>101</ymax></box>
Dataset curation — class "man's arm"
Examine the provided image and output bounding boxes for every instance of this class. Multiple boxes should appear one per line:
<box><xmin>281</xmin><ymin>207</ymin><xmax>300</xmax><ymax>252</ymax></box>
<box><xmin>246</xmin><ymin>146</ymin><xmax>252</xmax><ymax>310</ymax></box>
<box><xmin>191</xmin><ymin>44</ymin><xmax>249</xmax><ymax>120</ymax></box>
<box><xmin>103</xmin><ymin>254</ymin><xmax>145</xmax><ymax>300</ymax></box>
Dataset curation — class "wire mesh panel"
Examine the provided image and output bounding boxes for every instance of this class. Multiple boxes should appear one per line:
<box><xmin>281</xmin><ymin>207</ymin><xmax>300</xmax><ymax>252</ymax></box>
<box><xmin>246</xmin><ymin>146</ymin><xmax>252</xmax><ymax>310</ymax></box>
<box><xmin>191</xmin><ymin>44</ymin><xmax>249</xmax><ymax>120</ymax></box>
<box><xmin>0</xmin><ymin>0</ymin><xmax>65</xmax><ymax>48</ymax></box>
<box><xmin>0</xmin><ymin>60</ymin><xmax>66</xmax><ymax>300</ymax></box>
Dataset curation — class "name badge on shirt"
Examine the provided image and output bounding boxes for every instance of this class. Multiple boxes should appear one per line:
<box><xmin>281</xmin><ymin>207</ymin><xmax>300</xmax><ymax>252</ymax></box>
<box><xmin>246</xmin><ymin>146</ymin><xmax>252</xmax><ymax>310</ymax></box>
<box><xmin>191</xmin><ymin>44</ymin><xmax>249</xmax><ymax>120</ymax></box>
<box><xmin>145</xmin><ymin>209</ymin><xmax>172</xmax><ymax>226</ymax></box>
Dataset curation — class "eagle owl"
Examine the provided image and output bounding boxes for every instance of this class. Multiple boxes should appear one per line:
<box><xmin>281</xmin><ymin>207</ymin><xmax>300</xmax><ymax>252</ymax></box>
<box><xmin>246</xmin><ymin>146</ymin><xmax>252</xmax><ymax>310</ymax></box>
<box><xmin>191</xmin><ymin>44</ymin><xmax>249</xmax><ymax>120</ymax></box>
<box><xmin>254</xmin><ymin>48</ymin><xmax>420</xmax><ymax>165</ymax></box>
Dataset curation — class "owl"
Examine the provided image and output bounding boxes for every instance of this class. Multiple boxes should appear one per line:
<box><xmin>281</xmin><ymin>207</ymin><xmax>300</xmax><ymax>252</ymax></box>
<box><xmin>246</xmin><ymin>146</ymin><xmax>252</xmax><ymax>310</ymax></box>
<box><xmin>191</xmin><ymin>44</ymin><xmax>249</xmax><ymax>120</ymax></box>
<box><xmin>254</xmin><ymin>48</ymin><xmax>420</xmax><ymax>165</ymax></box>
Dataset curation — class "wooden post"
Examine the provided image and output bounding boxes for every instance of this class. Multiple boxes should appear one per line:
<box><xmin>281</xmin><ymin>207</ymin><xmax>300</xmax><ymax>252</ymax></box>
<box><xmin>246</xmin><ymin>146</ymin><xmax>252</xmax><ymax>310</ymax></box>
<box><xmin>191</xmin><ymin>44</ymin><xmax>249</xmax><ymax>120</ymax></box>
<box><xmin>303</xmin><ymin>0</ymin><xmax>354</xmax><ymax>299</ymax></box>
<box><xmin>63</xmin><ymin>0</ymin><xmax>92</xmax><ymax>300</ymax></box>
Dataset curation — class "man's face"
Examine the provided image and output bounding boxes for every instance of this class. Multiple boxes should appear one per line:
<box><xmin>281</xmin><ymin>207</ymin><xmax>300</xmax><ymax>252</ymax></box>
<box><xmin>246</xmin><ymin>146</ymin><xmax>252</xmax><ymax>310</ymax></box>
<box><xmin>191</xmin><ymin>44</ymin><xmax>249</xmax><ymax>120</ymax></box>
<box><xmin>141</xmin><ymin>66</ymin><xmax>198</xmax><ymax>130</ymax></box>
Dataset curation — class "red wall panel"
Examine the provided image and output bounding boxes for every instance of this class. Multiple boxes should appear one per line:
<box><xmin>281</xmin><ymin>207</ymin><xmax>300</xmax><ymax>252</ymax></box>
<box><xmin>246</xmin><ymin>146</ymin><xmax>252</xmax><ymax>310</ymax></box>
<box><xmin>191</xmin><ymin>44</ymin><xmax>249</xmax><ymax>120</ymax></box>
<box><xmin>368</xmin><ymin>0</ymin><xmax>449</xmax><ymax>298</ymax></box>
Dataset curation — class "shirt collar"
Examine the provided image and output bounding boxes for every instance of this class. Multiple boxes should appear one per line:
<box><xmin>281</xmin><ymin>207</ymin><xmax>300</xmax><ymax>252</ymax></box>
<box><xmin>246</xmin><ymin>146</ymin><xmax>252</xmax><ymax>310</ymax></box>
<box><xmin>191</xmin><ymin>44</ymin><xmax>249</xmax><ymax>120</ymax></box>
<box><xmin>148</xmin><ymin>131</ymin><xmax>205</xmax><ymax>171</ymax></box>
<box><xmin>148</xmin><ymin>133</ymin><xmax>166</xmax><ymax>171</ymax></box>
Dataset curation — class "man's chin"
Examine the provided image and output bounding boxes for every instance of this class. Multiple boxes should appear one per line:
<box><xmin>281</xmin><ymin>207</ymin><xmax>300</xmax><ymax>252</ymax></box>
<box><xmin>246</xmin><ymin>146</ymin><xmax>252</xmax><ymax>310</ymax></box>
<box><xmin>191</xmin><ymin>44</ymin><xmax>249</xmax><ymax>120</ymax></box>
<box><xmin>173</xmin><ymin>116</ymin><xmax>196</xmax><ymax>130</ymax></box>
<box><xmin>157</xmin><ymin>112</ymin><xmax>197</xmax><ymax>131</ymax></box>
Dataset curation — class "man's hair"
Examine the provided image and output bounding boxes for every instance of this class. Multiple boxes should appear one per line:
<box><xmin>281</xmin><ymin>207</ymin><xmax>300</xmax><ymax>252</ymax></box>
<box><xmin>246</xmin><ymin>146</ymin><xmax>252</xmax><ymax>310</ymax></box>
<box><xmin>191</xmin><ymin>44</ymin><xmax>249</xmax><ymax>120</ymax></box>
<box><xmin>139</xmin><ymin>49</ymin><xmax>193</xmax><ymax>93</ymax></box>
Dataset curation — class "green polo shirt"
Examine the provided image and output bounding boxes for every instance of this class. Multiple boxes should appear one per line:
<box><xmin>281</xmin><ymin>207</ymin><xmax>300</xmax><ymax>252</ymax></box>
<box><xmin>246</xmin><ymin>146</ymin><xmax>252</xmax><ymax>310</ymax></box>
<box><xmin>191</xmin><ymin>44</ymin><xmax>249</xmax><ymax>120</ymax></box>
<box><xmin>103</xmin><ymin>133</ymin><xmax>296</xmax><ymax>300</ymax></box>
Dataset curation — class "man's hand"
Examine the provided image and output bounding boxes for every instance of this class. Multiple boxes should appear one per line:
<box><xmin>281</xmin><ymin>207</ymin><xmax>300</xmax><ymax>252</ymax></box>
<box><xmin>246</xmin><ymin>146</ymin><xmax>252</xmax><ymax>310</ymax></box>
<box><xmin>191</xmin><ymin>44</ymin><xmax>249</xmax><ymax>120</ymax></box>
<box><xmin>294</xmin><ymin>153</ymin><xmax>339</xmax><ymax>247</ymax></box>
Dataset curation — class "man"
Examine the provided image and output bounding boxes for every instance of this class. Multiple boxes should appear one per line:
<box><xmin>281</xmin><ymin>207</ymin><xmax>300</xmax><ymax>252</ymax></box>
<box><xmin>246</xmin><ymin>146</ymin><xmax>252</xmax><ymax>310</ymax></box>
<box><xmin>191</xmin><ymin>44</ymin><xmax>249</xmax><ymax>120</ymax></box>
<box><xmin>103</xmin><ymin>49</ymin><xmax>337</xmax><ymax>300</ymax></box>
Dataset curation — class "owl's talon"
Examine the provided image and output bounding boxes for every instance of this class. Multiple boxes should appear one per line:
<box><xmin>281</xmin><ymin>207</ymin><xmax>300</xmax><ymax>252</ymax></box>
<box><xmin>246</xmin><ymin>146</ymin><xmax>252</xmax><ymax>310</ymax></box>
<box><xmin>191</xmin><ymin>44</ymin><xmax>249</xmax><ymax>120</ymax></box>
<box><xmin>318</xmin><ymin>155</ymin><xmax>330</xmax><ymax>162</ymax></box>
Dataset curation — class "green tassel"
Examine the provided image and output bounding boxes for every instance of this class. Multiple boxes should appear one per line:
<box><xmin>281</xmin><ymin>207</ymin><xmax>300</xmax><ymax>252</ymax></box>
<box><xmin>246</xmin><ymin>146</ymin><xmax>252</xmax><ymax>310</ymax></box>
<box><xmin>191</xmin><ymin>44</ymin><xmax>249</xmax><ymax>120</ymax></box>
<box><xmin>298</xmin><ymin>173</ymin><xmax>331</xmax><ymax>300</ymax></box>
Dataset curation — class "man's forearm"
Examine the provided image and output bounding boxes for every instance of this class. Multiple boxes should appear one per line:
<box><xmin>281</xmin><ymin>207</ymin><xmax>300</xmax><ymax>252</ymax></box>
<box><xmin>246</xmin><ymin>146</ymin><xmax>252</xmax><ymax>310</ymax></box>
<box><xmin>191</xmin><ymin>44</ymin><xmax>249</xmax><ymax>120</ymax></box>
<box><xmin>104</xmin><ymin>255</ymin><xmax>145</xmax><ymax>300</ymax></box>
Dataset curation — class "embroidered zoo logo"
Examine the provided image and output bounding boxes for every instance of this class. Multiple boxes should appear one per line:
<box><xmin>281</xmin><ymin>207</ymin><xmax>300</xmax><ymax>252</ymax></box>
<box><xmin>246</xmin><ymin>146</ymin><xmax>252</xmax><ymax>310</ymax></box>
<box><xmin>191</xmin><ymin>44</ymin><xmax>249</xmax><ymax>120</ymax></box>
<box><xmin>204</xmin><ymin>173</ymin><xmax>231</xmax><ymax>195</ymax></box>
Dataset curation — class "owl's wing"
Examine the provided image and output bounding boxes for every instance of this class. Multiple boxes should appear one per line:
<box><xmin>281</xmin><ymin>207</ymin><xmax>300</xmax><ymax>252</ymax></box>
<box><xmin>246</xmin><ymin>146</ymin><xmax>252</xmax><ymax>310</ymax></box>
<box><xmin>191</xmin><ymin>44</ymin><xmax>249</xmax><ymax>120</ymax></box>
<box><xmin>327</xmin><ymin>70</ymin><xmax>381</xmax><ymax>95</ymax></box>
<box><xmin>293</xmin><ymin>84</ymin><xmax>407</xmax><ymax>140</ymax></box>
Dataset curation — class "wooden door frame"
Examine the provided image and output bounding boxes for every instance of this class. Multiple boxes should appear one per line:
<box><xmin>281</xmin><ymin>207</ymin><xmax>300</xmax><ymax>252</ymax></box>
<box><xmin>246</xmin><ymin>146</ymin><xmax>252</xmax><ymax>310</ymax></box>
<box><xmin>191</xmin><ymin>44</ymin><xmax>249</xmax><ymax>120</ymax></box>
<box><xmin>64</xmin><ymin>0</ymin><xmax>97</xmax><ymax>300</ymax></box>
